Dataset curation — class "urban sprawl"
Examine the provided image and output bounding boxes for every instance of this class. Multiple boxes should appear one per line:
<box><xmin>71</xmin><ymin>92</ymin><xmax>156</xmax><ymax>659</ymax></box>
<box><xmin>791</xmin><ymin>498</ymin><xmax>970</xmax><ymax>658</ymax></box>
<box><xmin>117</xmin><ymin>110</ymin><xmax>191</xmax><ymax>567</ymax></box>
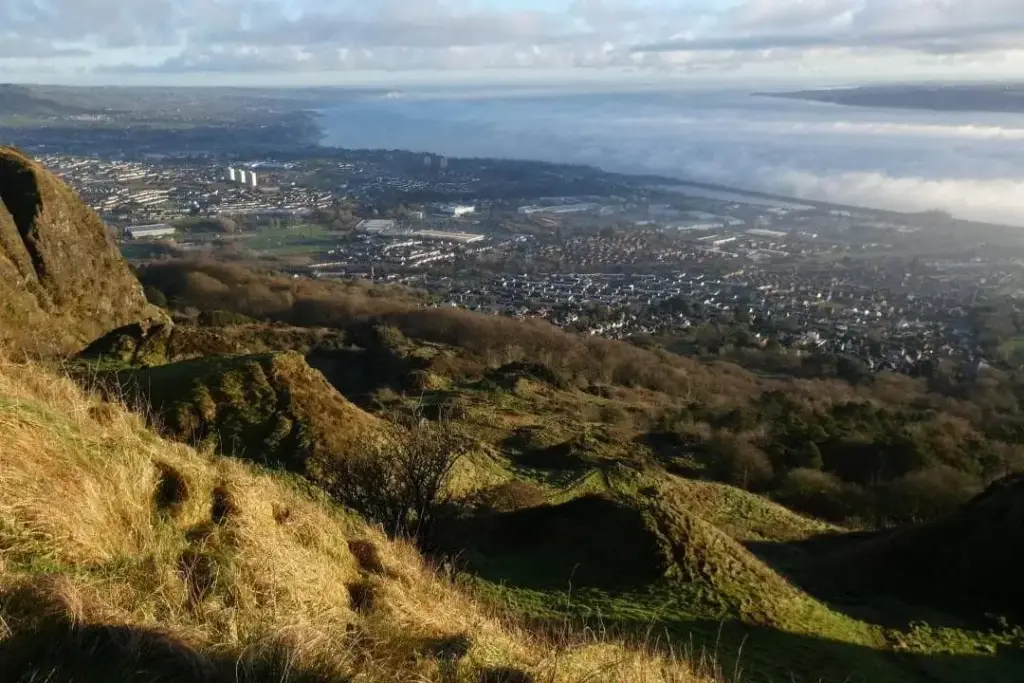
<box><xmin>40</xmin><ymin>149</ymin><xmax>1024</xmax><ymax>377</ymax></box>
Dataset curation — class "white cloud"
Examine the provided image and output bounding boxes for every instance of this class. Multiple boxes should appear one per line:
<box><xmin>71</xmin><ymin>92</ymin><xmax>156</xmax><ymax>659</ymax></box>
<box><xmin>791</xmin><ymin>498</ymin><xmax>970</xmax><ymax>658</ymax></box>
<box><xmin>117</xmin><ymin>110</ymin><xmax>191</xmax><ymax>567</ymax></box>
<box><xmin>636</xmin><ymin>0</ymin><xmax>1024</xmax><ymax>55</ymax></box>
<box><xmin>776</xmin><ymin>169</ymin><xmax>1024</xmax><ymax>226</ymax></box>
<box><xmin>3</xmin><ymin>0</ymin><xmax>1024</xmax><ymax>78</ymax></box>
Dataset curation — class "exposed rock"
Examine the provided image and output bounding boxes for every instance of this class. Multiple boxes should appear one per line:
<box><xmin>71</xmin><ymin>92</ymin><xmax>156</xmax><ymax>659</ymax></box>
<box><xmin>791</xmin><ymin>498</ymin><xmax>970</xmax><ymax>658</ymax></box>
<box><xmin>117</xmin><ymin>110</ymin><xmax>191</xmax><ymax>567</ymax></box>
<box><xmin>0</xmin><ymin>147</ymin><xmax>156</xmax><ymax>354</ymax></box>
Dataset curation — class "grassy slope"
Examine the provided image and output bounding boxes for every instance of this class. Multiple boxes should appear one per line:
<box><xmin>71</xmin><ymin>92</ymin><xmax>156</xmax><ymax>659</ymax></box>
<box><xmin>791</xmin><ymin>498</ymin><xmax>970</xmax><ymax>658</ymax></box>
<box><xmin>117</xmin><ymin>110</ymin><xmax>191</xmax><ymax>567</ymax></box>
<box><xmin>81</xmin><ymin>321</ymin><xmax>348</xmax><ymax>368</ymax></box>
<box><xmin>0</xmin><ymin>356</ymin><xmax>720</xmax><ymax>683</ymax></box>
<box><xmin>63</xmin><ymin>328</ymin><xmax>1024</xmax><ymax>682</ymax></box>
<box><xmin>378</xmin><ymin>379</ymin><xmax>1024</xmax><ymax>683</ymax></box>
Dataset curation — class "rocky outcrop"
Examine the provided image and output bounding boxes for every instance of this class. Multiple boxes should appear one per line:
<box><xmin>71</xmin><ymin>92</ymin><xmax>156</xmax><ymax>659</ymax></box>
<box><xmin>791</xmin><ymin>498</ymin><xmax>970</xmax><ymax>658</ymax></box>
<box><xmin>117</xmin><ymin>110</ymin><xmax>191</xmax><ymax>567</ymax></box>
<box><xmin>0</xmin><ymin>147</ymin><xmax>157</xmax><ymax>354</ymax></box>
<box><xmin>99</xmin><ymin>352</ymin><xmax>395</xmax><ymax>481</ymax></box>
<box><xmin>80</xmin><ymin>320</ymin><xmax>347</xmax><ymax>367</ymax></box>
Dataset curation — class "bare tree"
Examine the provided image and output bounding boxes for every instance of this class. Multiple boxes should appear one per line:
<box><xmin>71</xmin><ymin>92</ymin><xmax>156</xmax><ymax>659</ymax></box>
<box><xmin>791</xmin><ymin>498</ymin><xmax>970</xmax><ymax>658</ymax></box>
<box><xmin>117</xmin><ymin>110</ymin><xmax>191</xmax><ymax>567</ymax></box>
<box><xmin>330</xmin><ymin>423</ymin><xmax>466</xmax><ymax>546</ymax></box>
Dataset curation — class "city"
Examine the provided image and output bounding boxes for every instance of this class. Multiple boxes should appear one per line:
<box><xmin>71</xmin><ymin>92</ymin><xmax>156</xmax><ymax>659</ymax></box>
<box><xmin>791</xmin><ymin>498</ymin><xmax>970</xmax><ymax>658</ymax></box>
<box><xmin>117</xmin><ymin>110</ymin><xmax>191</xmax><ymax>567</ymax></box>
<box><xmin>35</xmin><ymin>147</ymin><xmax>1024</xmax><ymax>379</ymax></box>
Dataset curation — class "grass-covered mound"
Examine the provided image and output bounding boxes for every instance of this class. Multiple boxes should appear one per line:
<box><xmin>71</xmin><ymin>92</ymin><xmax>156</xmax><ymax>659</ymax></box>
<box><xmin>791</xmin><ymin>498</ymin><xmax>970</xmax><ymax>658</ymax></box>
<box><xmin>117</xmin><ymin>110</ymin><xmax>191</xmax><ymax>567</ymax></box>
<box><xmin>660</xmin><ymin>478</ymin><xmax>840</xmax><ymax>543</ymax></box>
<box><xmin>822</xmin><ymin>474</ymin><xmax>1024</xmax><ymax>617</ymax></box>
<box><xmin>446</xmin><ymin>484</ymin><xmax>868</xmax><ymax>644</ymax></box>
<box><xmin>99</xmin><ymin>352</ymin><xmax>393</xmax><ymax>483</ymax></box>
<box><xmin>0</xmin><ymin>356</ymin><xmax>720</xmax><ymax>683</ymax></box>
<box><xmin>0</xmin><ymin>146</ymin><xmax>157</xmax><ymax>354</ymax></box>
<box><xmin>651</xmin><ymin>493</ymin><xmax>872</xmax><ymax>641</ymax></box>
<box><xmin>455</xmin><ymin>494</ymin><xmax>671</xmax><ymax>590</ymax></box>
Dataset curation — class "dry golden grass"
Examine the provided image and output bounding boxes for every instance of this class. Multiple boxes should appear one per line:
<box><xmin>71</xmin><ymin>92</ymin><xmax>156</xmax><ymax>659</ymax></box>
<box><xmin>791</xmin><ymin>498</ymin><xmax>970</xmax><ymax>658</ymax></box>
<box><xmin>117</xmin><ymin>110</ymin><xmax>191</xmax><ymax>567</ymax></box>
<box><xmin>0</xmin><ymin>355</ymin><xmax>720</xmax><ymax>683</ymax></box>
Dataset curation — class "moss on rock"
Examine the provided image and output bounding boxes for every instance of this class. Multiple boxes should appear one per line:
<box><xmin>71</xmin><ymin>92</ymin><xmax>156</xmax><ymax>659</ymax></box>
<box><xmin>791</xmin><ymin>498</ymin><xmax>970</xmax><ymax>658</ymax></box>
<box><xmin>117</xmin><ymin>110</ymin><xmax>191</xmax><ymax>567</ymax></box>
<box><xmin>104</xmin><ymin>352</ymin><xmax>395</xmax><ymax>484</ymax></box>
<box><xmin>0</xmin><ymin>146</ymin><xmax>158</xmax><ymax>354</ymax></box>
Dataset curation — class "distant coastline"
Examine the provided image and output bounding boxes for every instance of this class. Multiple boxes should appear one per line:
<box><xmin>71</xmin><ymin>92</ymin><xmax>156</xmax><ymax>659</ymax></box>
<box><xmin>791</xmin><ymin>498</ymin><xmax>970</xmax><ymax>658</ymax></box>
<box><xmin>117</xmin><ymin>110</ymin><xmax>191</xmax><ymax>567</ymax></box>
<box><xmin>756</xmin><ymin>84</ymin><xmax>1024</xmax><ymax>114</ymax></box>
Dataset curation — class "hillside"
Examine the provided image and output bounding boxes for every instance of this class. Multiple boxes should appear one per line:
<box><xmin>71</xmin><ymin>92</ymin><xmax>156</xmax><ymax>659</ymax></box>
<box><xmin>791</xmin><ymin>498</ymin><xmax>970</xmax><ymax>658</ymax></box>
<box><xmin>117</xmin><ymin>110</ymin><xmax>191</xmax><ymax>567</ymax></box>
<box><xmin>0</xmin><ymin>146</ymin><xmax>157</xmax><ymax>354</ymax></box>
<box><xmin>0</xmin><ymin>84</ymin><xmax>88</xmax><ymax>117</ymax></box>
<box><xmin>0</xmin><ymin>355</ymin><xmax>718</xmax><ymax>683</ymax></box>
<box><xmin>822</xmin><ymin>475</ymin><xmax>1024</xmax><ymax>616</ymax></box>
<box><xmin>82</xmin><ymin>320</ymin><xmax>348</xmax><ymax>367</ymax></box>
<box><xmin>4</xmin><ymin>148</ymin><xmax>1024</xmax><ymax>682</ymax></box>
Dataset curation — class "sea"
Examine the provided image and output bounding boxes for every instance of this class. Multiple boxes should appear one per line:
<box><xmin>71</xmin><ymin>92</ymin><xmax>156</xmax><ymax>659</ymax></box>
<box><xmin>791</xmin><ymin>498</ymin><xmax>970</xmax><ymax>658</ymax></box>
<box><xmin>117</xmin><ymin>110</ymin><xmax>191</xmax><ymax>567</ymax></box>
<box><xmin>317</xmin><ymin>86</ymin><xmax>1024</xmax><ymax>226</ymax></box>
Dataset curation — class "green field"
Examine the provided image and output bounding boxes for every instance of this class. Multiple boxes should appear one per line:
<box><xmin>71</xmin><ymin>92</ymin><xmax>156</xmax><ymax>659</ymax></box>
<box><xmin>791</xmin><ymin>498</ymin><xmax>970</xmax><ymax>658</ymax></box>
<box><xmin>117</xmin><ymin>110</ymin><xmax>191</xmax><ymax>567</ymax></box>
<box><xmin>238</xmin><ymin>224</ymin><xmax>341</xmax><ymax>258</ymax></box>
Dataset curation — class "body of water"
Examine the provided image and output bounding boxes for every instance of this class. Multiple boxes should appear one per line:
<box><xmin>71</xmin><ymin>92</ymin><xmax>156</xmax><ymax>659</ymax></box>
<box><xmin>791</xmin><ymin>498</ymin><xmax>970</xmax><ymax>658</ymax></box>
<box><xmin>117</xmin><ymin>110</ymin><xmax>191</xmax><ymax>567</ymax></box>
<box><xmin>319</xmin><ymin>87</ymin><xmax>1024</xmax><ymax>226</ymax></box>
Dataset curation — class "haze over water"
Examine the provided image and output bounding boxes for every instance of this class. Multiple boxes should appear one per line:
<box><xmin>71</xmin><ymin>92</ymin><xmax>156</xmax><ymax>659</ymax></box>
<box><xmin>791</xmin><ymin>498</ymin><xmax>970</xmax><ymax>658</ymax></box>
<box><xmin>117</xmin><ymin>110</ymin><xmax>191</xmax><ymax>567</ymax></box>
<box><xmin>320</xmin><ymin>87</ymin><xmax>1024</xmax><ymax>226</ymax></box>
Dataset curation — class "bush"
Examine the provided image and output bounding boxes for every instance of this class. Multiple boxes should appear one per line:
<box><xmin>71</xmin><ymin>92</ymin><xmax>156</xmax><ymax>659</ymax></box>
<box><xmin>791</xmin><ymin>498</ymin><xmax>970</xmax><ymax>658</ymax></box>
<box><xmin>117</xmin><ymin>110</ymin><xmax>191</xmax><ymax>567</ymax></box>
<box><xmin>328</xmin><ymin>424</ymin><xmax>467</xmax><ymax>546</ymax></box>
<box><xmin>143</xmin><ymin>285</ymin><xmax>168</xmax><ymax>309</ymax></box>
<box><xmin>880</xmin><ymin>466</ymin><xmax>982</xmax><ymax>525</ymax></box>
<box><xmin>707</xmin><ymin>432</ymin><xmax>774</xmax><ymax>491</ymax></box>
<box><xmin>775</xmin><ymin>468</ymin><xmax>872</xmax><ymax>523</ymax></box>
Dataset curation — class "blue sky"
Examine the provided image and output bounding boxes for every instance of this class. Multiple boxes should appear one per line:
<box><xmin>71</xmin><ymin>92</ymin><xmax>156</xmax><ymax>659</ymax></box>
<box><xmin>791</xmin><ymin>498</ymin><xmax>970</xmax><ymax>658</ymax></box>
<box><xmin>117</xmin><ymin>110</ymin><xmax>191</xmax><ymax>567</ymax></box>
<box><xmin>3</xmin><ymin>0</ymin><xmax>1024</xmax><ymax>86</ymax></box>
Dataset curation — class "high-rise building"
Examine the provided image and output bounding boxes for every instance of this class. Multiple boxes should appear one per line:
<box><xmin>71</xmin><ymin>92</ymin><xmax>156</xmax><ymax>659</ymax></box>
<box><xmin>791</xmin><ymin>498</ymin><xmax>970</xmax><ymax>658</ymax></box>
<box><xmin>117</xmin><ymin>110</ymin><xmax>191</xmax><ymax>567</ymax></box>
<box><xmin>237</xmin><ymin>170</ymin><xmax>248</xmax><ymax>185</ymax></box>
<box><xmin>439</xmin><ymin>156</ymin><xmax>448</xmax><ymax>170</ymax></box>
<box><xmin>226</xmin><ymin>167</ymin><xmax>237</xmax><ymax>182</ymax></box>
<box><xmin>248</xmin><ymin>172</ymin><xmax>258</xmax><ymax>188</ymax></box>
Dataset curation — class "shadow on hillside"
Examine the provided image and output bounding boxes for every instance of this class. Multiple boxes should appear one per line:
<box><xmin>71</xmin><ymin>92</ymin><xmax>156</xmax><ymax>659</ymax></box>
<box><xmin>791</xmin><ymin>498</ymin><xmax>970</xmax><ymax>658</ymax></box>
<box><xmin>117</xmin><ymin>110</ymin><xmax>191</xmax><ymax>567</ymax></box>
<box><xmin>521</xmin><ymin>610</ymin><xmax>1024</xmax><ymax>683</ymax></box>
<box><xmin>307</xmin><ymin>348</ymin><xmax>405</xmax><ymax>405</ymax></box>
<box><xmin>439</xmin><ymin>495</ymin><xmax>668</xmax><ymax>591</ymax></box>
<box><xmin>0</xmin><ymin>618</ymin><xmax>345</xmax><ymax>683</ymax></box>
<box><xmin>745</xmin><ymin>532</ymin><xmax>1007</xmax><ymax>631</ymax></box>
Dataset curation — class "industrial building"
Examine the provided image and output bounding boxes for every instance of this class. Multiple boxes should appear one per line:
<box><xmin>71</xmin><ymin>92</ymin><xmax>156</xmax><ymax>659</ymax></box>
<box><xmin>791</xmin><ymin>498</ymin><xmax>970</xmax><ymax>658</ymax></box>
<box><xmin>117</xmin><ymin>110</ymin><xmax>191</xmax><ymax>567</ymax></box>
<box><xmin>438</xmin><ymin>203</ymin><xmax>475</xmax><ymax>218</ymax></box>
<box><xmin>357</xmin><ymin>219</ymin><xmax>398</xmax><ymax>233</ymax></box>
<box><xmin>125</xmin><ymin>224</ymin><xmax>176</xmax><ymax>240</ymax></box>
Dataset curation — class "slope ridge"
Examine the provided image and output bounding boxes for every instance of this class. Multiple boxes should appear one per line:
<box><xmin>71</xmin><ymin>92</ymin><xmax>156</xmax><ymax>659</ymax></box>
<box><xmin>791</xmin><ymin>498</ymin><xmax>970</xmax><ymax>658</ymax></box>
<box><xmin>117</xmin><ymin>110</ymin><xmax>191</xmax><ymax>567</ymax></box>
<box><xmin>822</xmin><ymin>474</ymin><xmax>1024</xmax><ymax>616</ymax></box>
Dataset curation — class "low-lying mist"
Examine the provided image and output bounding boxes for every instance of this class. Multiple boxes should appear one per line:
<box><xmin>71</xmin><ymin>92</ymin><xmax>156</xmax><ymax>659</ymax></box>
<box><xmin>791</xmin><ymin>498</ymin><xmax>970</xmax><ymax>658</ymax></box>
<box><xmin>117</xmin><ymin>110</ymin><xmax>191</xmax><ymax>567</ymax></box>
<box><xmin>320</xmin><ymin>87</ymin><xmax>1024</xmax><ymax>226</ymax></box>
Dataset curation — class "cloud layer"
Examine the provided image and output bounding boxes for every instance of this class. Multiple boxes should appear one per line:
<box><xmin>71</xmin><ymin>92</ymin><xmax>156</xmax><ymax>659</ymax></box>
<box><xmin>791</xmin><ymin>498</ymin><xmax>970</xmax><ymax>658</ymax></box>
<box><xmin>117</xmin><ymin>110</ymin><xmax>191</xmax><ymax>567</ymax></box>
<box><xmin>4</xmin><ymin>0</ymin><xmax>1024</xmax><ymax>79</ymax></box>
<box><xmin>316</xmin><ymin>88</ymin><xmax>1024</xmax><ymax>225</ymax></box>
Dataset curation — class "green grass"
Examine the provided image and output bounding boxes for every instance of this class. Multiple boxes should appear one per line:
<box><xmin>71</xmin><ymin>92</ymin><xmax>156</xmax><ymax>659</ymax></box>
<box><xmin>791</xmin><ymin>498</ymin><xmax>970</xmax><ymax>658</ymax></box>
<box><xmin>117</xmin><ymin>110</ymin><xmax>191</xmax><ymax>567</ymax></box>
<box><xmin>242</xmin><ymin>224</ymin><xmax>338</xmax><ymax>256</ymax></box>
<box><xmin>660</xmin><ymin>478</ymin><xmax>840</xmax><ymax>543</ymax></box>
<box><xmin>468</xmin><ymin>574</ymin><xmax>1024</xmax><ymax>683</ymax></box>
<box><xmin>468</xmin><ymin>579</ymin><xmax>901</xmax><ymax>683</ymax></box>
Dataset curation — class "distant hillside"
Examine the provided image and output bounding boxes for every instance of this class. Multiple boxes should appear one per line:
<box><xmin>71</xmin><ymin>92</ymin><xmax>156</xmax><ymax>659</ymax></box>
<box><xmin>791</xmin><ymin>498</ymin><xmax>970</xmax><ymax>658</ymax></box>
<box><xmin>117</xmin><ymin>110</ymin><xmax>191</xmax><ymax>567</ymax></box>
<box><xmin>759</xmin><ymin>84</ymin><xmax>1024</xmax><ymax>114</ymax></box>
<box><xmin>0</xmin><ymin>84</ymin><xmax>89</xmax><ymax>117</ymax></box>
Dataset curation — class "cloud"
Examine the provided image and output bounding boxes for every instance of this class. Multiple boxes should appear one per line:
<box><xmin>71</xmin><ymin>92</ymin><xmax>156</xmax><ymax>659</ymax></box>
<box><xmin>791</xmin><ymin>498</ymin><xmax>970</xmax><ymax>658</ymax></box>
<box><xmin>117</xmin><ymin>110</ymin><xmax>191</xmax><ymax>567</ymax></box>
<box><xmin>0</xmin><ymin>36</ymin><xmax>89</xmax><ymax>58</ymax></box>
<box><xmin>776</xmin><ymin>170</ymin><xmax>1024</xmax><ymax>226</ymax></box>
<box><xmin>635</xmin><ymin>0</ymin><xmax>1024</xmax><ymax>56</ymax></box>
<box><xmin>4</xmin><ymin>0</ymin><xmax>1024</xmax><ymax>76</ymax></box>
<box><xmin>313</xmin><ymin>90</ymin><xmax>1024</xmax><ymax>225</ymax></box>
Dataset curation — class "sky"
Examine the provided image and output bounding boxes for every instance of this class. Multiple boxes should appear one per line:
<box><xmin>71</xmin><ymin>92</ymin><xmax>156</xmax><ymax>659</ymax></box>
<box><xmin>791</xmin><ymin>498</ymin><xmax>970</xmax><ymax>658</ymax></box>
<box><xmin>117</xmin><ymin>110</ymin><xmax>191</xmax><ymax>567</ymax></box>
<box><xmin>3</xmin><ymin>0</ymin><xmax>1024</xmax><ymax>86</ymax></box>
